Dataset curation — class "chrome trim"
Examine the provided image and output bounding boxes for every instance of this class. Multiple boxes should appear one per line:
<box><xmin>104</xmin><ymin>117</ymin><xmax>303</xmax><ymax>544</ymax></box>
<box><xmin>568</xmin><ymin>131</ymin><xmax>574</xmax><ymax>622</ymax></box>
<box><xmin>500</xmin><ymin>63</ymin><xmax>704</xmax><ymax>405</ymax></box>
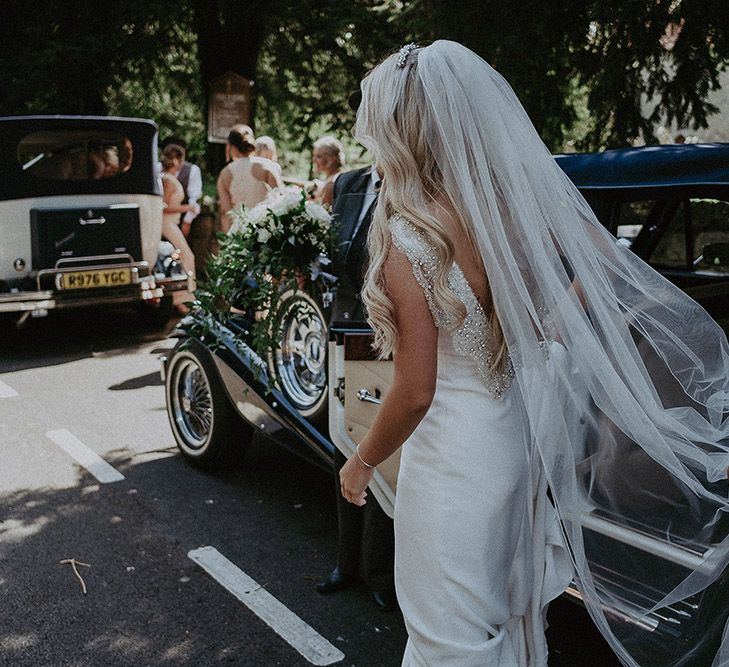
<box><xmin>79</xmin><ymin>216</ymin><xmax>106</xmax><ymax>225</ymax></box>
<box><xmin>0</xmin><ymin>285</ymin><xmax>164</xmax><ymax>313</ymax></box>
<box><xmin>156</xmin><ymin>271</ymin><xmax>195</xmax><ymax>292</ymax></box>
<box><xmin>357</xmin><ymin>388</ymin><xmax>382</xmax><ymax>405</ymax></box>
<box><xmin>563</xmin><ymin>585</ymin><xmax>660</xmax><ymax>632</ymax></box>
<box><xmin>334</xmin><ymin>379</ymin><xmax>346</xmax><ymax>405</ymax></box>
<box><xmin>55</xmin><ymin>253</ymin><xmax>138</xmax><ymax>267</ymax></box>
<box><xmin>580</xmin><ymin>510</ymin><xmax>709</xmax><ymax>570</ymax></box>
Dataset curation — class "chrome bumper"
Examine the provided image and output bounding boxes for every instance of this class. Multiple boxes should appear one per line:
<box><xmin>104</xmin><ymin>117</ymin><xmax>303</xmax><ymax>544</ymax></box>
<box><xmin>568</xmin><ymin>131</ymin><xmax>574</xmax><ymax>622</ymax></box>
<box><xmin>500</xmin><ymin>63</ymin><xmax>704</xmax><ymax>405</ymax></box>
<box><xmin>0</xmin><ymin>284</ymin><xmax>162</xmax><ymax>313</ymax></box>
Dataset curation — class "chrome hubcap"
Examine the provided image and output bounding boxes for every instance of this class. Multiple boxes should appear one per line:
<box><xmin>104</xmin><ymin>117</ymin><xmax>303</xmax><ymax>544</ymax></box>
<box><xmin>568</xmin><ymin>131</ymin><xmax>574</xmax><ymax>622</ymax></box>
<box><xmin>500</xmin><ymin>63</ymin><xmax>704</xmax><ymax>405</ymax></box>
<box><xmin>275</xmin><ymin>298</ymin><xmax>327</xmax><ymax>411</ymax></box>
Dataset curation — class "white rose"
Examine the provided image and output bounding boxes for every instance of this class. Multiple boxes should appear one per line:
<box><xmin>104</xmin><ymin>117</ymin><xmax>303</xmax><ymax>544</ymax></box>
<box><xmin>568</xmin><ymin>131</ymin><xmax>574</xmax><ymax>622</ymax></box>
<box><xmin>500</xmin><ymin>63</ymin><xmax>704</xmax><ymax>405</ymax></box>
<box><xmin>304</xmin><ymin>201</ymin><xmax>331</xmax><ymax>224</ymax></box>
<box><xmin>257</xmin><ymin>228</ymin><xmax>272</xmax><ymax>244</ymax></box>
<box><xmin>284</xmin><ymin>188</ymin><xmax>303</xmax><ymax>209</ymax></box>
<box><xmin>271</xmin><ymin>202</ymin><xmax>288</xmax><ymax>217</ymax></box>
<box><xmin>247</xmin><ymin>203</ymin><xmax>268</xmax><ymax>224</ymax></box>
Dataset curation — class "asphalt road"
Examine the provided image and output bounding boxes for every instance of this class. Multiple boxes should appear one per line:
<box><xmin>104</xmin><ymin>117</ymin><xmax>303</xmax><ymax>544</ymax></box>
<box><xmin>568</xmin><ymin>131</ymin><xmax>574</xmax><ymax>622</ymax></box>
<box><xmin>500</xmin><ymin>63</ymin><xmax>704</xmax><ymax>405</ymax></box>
<box><xmin>0</xmin><ymin>307</ymin><xmax>620</xmax><ymax>667</ymax></box>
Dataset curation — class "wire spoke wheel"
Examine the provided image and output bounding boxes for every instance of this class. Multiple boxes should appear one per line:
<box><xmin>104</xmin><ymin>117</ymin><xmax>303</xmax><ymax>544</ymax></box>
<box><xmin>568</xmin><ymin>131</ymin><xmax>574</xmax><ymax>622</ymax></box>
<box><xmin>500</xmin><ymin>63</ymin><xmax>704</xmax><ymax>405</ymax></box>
<box><xmin>165</xmin><ymin>340</ymin><xmax>253</xmax><ymax>469</ymax></box>
<box><xmin>170</xmin><ymin>357</ymin><xmax>213</xmax><ymax>449</ymax></box>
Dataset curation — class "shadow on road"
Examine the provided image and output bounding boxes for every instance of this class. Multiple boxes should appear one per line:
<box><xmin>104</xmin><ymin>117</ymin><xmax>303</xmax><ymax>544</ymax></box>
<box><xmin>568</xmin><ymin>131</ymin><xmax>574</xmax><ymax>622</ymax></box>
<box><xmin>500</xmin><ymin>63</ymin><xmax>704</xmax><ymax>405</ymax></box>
<box><xmin>0</xmin><ymin>435</ymin><xmax>410</xmax><ymax>666</ymax></box>
<box><xmin>0</xmin><ymin>306</ymin><xmax>177</xmax><ymax>374</ymax></box>
<box><xmin>0</xmin><ymin>429</ymin><xmax>623</xmax><ymax>667</ymax></box>
<box><xmin>109</xmin><ymin>372</ymin><xmax>163</xmax><ymax>391</ymax></box>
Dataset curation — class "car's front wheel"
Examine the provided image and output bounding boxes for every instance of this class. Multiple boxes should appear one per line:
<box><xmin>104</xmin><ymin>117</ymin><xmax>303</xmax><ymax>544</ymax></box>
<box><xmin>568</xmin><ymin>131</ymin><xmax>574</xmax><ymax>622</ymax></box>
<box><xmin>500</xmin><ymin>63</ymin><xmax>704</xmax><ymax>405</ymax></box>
<box><xmin>268</xmin><ymin>289</ymin><xmax>328</xmax><ymax>422</ymax></box>
<box><xmin>165</xmin><ymin>339</ymin><xmax>252</xmax><ymax>468</ymax></box>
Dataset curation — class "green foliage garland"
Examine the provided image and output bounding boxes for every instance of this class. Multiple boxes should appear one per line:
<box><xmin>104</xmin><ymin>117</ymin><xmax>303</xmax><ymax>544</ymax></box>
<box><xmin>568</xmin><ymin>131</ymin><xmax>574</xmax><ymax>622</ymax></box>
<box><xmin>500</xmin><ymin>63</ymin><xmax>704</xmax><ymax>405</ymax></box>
<box><xmin>194</xmin><ymin>187</ymin><xmax>336</xmax><ymax>360</ymax></box>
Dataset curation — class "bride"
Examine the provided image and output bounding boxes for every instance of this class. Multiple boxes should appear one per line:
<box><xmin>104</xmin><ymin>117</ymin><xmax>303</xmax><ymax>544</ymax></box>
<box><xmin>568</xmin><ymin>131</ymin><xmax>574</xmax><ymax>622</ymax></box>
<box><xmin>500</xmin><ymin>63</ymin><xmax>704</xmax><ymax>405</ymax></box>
<box><xmin>339</xmin><ymin>41</ymin><xmax>729</xmax><ymax>666</ymax></box>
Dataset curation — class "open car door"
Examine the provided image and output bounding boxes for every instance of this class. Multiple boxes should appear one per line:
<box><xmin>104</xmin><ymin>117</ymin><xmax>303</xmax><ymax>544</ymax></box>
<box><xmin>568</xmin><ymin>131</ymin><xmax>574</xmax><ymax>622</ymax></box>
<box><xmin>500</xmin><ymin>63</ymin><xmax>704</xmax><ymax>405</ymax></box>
<box><xmin>328</xmin><ymin>325</ymin><xmax>399</xmax><ymax>518</ymax></box>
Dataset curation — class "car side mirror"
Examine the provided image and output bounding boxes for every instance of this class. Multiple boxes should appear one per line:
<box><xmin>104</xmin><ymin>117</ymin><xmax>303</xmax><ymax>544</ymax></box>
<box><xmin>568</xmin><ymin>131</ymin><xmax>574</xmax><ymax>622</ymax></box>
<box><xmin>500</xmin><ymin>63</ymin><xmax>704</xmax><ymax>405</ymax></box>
<box><xmin>699</xmin><ymin>242</ymin><xmax>729</xmax><ymax>268</ymax></box>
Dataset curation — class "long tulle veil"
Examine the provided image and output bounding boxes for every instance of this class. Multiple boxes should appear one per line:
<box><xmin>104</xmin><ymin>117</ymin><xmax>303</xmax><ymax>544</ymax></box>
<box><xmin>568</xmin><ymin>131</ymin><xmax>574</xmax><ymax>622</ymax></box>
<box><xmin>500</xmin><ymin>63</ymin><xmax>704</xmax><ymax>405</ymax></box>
<box><xmin>357</xmin><ymin>40</ymin><xmax>729</xmax><ymax>666</ymax></box>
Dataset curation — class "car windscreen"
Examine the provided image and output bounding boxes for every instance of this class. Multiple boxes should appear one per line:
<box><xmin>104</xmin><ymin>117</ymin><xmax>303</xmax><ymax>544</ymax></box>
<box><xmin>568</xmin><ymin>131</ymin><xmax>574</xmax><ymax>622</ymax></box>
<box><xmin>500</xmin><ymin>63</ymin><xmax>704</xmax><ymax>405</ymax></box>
<box><xmin>0</xmin><ymin>117</ymin><xmax>159</xmax><ymax>201</ymax></box>
<box><xmin>17</xmin><ymin>130</ymin><xmax>133</xmax><ymax>182</ymax></box>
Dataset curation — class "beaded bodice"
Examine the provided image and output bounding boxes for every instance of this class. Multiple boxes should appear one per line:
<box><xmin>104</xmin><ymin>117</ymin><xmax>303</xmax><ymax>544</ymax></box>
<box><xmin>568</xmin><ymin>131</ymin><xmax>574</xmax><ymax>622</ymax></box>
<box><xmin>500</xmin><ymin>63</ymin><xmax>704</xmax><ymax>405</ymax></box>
<box><xmin>389</xmin><ymin>214</ymin><xmax>514</xmax><ymax>399</ymax></box>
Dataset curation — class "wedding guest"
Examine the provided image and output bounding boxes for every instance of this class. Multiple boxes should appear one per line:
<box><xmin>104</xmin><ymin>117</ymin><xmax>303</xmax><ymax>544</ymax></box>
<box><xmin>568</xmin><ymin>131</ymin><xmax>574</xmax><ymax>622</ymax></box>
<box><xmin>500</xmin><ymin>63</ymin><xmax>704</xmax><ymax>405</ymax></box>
<box><xmin>312</xmin><ymin>136</ymin><xmax>345</xmax><ymax>206</ymax></box>
<box><xmin>160</xmin><ymin>143</ymin><xmax>196</xmax><ymax>313</ymax></box>
<box><xmin>315</xmin><ymin>163</ymin><xmax>395</xmax><ymax>612</ymax></box>
<box><xmin>255</xmin><ymin>135</ymin><xmax>283</xmax><ymax>182</ymax></box>
<box><xmin>88</xmin><ymin>144</ymin><xmax>120</xmax><ymax>179</ymax></box>
<box><xmin>160</xmin><ymin>136</ymin><xmax>203</xmax><ymax>237</ymax></box>
<box><xmin>254</xmin><ymin>135</ymin><xmax>279</xmax><ymax>163</ymax></box>
<box><xmin>217</xmin><ymin>125</ymin><xmax>282</xmax><ymax>232</ymax></box>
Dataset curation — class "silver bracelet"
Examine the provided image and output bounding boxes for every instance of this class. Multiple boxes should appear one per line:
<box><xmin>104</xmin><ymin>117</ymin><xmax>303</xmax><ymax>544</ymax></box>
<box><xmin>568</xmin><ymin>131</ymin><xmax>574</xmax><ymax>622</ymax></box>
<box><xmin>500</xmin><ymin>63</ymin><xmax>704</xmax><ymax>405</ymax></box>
<box><xmin>356</xmin><ymin>445</ymin><xmax>375</xmax><ymax>469</ymax></box>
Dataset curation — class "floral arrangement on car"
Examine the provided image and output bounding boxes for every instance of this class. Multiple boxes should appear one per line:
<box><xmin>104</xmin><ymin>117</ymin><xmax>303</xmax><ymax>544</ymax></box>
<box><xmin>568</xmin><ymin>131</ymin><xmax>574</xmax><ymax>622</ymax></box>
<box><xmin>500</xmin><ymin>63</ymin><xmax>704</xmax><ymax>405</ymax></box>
<box><xmin>194</xmin><ymin>186</ymin><xmax>335</xmax><ymax>360</ymax></box>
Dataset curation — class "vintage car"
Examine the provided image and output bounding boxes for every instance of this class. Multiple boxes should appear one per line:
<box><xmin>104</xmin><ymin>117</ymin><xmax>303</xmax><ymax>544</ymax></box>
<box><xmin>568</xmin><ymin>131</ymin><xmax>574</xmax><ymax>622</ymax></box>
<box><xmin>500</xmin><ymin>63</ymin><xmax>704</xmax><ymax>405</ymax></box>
<box><xmin>163</xmin><ymin>143</ymin><xmax>729</xmax><ymax>665</ymax></box>
<box><xmin>0</xmin><ymin>115</ymin><xmax>192</xmax><ymax>328</ymax></box>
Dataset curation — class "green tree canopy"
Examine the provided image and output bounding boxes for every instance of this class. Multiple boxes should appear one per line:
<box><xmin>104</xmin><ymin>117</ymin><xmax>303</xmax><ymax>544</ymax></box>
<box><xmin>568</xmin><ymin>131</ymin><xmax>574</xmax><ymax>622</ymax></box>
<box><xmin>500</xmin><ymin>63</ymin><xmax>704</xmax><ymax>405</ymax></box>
<box><xmin>399</xmin><ymin>0</ymin><xmax>729</xmax><ymax>149</ymax></box>
<box><xmin>1</xmin><ymin>0</ymin><xmax>727</xmax><ymax>164</ymax></box>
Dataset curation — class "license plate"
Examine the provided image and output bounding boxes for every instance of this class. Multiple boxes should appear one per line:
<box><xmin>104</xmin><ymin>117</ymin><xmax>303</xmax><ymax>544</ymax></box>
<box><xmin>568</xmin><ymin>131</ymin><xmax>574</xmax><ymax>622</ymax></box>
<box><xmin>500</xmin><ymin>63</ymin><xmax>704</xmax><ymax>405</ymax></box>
<box><xmin>61</xmin><ymin>268</ymin><xmax>132</xmax><ymax>290</ymax></box>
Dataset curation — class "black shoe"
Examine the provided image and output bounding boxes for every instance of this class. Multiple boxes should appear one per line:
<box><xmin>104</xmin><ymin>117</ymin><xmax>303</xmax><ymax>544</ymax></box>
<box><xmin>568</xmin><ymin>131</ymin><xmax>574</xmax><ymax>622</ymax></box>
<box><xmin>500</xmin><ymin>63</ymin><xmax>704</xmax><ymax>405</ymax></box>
<box><xmin>316</xmin><ymin>567</ymin><xmax>353</xmax><ymax>595</ymax></box>
<box><xmin>371</xmin><ymin>589</ymin><xmax>396</xmax><ymax>612</ymax></box>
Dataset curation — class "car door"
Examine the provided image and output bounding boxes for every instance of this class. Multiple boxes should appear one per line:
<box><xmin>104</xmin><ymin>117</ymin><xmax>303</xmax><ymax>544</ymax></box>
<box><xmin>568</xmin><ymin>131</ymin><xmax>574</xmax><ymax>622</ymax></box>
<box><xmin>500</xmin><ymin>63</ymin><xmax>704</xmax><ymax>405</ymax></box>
<box><xmin>328</xmin><ymin>325</ymin><xmax>398</xmax><ymax>518</ymax></box>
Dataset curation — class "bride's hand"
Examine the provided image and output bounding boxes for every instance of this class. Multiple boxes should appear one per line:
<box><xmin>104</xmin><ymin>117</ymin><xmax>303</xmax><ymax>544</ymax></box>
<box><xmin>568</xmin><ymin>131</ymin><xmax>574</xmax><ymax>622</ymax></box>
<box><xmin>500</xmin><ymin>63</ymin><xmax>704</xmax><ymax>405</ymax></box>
<box><xmin>339</xmin><ymin>454</ymin><xmax>374</xmax><ymax>506</ymax></box>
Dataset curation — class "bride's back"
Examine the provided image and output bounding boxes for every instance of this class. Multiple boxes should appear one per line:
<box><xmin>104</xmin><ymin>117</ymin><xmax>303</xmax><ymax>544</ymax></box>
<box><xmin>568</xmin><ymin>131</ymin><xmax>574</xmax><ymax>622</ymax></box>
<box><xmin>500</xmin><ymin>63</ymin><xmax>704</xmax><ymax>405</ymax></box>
<box><xmin>433</xmin><ymin>204</ymin><xmax>492</xmax><ymax>313</ymax></box>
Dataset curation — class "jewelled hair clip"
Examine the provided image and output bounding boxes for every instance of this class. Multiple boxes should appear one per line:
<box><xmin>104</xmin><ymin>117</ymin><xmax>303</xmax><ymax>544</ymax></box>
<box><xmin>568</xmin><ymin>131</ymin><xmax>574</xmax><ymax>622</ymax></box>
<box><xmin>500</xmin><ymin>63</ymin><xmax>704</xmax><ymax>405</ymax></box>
<box><xmin>396</xmin><ymin>43</ymin><xmax>418</xmax><ymax>69</ymax></box>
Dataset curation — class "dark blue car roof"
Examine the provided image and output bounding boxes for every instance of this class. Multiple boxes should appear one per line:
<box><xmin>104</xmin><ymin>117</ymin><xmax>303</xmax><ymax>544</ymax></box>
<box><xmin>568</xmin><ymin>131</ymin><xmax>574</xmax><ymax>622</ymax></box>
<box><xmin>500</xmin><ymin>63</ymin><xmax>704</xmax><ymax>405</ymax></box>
<box><xmin>555</xmin><ymin>143</ymin><xmax>729</xmax><ymax>190</ymax></box>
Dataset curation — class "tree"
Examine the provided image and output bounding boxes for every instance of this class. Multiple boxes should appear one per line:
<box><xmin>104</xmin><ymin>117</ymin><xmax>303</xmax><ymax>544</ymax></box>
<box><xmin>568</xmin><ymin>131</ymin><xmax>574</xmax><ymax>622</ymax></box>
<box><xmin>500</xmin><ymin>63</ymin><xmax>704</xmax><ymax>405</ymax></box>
<box><xmin>394</xmin><ymin>0</ymin><xmax>589</xmax><ymax>150</ymax></box>
<box><xmin>0</xmin><ymin>1</ymin><xmax>186</xmax><ymax>116</ymax></box>
<box><xmin>253</xmin><ymin>0</ymin><xmax>401</xmax><ymax>173</ymax></box>
<box><xmin>575</xmin><ymin>0</ymin><xmax>729</xmax><ymax>148</ymax></box>
<box><xmin>185</xmin><ymin>0</ymin><xmax>398</xmax><ymax>174</ymax></box>
<box><xmin>1</xmin><ymin>0</ymin><xmax>727</xmax><ymax>161</ymax></box>
<box><xmin>395</xmin><ymin>0</ymin><xmax>729</xmax><ymax>150</ymax></box>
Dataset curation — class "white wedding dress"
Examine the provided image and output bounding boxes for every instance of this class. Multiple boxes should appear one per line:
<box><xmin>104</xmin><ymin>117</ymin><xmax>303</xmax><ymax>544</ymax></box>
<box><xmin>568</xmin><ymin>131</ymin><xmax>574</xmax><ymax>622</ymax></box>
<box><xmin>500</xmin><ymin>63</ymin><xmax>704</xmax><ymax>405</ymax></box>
<box><xmin>390</xmin><ymin>215</ymin><xmax>574</xmax><ymax>666</ymax></box>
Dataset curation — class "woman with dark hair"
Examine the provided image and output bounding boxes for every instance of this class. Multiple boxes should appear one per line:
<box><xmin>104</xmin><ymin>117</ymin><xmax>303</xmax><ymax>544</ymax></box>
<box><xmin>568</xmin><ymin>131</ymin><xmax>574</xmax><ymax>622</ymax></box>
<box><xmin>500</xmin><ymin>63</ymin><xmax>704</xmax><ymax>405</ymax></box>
<box><xmin>216</xmin><ymin>124</ymin><xmax>282</xmax><ymax>232</ymax></box>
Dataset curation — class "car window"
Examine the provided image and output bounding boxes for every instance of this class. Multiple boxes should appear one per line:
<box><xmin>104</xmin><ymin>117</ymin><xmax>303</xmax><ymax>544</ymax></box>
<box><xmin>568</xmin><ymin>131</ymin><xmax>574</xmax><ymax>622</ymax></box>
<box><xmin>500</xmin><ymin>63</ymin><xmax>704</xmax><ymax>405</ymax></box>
<box><xmin>651</xmin><ymin>203</ymin><xmax>687</xmax><ymax>268</ymax></box>
<box><xmin>649</xmin><ymin>198</ymin><xmax>729</xmax><ymax>273</ymax></box>
<box><xmin>616</xmin><ymin>200</ymin><xmax>656</xmax><ymax>242</ymax></box>
<box><xmin>691</xmin><ymin>199</ymin><xmax>729</xmax><ymax>274</ymax></box>
<box><xmin>17</xmin><ymin>130</ymin><xmax>133</xmax><ymax>181</ymax></box>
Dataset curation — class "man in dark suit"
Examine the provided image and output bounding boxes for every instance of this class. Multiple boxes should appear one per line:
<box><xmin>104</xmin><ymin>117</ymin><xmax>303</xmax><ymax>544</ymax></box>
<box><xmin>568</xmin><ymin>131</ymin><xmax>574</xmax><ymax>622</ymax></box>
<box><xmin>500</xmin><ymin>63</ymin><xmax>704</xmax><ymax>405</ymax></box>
<box><xmin>316</xmin><ymin>164</ymin><xmax>396</xmax><ymax>612</ymax></box>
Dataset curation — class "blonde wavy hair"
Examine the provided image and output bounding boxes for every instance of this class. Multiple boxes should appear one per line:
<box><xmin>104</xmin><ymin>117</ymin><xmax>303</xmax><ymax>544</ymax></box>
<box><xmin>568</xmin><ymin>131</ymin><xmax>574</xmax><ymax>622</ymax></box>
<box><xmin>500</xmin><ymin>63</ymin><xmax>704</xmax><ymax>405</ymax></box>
<box><xmin>355</xmin><ymin>46</ymin><xmax>507</xmax><ymax>369</ymax></box>
<box><xmin>313</xmin><ymin>135</ymin><xmax>346</xmax><ymax>169</ymax></box>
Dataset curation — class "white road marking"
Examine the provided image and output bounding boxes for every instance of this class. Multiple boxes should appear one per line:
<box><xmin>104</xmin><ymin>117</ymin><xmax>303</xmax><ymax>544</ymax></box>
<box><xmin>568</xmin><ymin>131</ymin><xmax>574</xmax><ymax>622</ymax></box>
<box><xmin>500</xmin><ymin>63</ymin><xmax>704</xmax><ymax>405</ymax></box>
<box><xmin>188</xmin><ymin>546</ymin><xmax>345</xmax><ymax>666</ymax></box>
<box><xmin>45</xmin><ymin>429</ymin><xmax>125</xmax><ymax>484</ymax></box>
<box><xmin>0</xmin><ymin>380</ymin><xmax>18</xmax><ymax>398</ymax></box>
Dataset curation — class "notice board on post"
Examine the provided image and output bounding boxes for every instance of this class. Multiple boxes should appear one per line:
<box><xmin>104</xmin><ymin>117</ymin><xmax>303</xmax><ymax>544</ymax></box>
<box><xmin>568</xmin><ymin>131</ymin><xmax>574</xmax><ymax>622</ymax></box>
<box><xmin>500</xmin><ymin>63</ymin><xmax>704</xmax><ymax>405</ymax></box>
<box><xmin>207</xmin><ymin>72</ymin><xmax>253</xmax><ymax>144</ymax></box>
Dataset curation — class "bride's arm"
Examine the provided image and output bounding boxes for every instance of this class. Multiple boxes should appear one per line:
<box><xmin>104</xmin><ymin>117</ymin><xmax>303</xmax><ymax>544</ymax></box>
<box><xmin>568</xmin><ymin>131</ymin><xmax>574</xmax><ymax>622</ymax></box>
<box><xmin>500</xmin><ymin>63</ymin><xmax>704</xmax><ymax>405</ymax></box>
<box><xmin>339</xmin><ymin>248</ymin><xmax>438</xmax><ymax>506</ymax></box>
